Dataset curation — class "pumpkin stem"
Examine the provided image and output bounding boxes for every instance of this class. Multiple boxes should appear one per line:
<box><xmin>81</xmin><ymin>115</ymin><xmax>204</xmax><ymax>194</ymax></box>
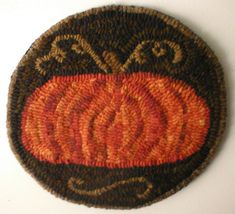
<box><xmin>102</xmin><ymin>51</ymin><xmax>123</xmax><ymax>74</ymax></box>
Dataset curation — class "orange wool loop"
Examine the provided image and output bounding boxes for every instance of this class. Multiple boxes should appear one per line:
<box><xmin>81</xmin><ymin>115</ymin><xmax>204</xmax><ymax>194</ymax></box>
<box><xmin>21</xmin><ymin>72</ymin><xmax>210</xmax><ymax>168</ymax></box>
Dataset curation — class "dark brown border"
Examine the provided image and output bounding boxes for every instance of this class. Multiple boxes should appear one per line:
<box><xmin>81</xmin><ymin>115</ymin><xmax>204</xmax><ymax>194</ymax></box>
<box><xmin>7</xmin><ymin>5</ymin><xmax>226</xmax><ymax>209</ymax></box>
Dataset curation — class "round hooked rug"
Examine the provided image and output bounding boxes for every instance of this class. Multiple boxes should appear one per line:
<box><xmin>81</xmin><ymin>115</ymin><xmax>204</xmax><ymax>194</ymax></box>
<box><xmin>7</xmin><ymin>5</ymin><xmax>226</xmax><ymax>209</ymax></box>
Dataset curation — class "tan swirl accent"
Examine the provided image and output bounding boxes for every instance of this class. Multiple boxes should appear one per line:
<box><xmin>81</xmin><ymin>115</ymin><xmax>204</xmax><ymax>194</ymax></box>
<box><xmin>121</xmin><ymin>40</ymin><xmax>183</xmax><ymax>72</ymax></box>
<box><xmin>67</xmin><ymin>176</ymin><xmax>153</xmax><ymax>199</ymax></box>
<box><xmin>35</xmin><ymin>34</ymin><xmax>109</xmax><ymax>75</ymax></box>
<box><xmin>35</xmin><ymin>34</ymin><xmax>183</xmax><ymax>75</ymax></box>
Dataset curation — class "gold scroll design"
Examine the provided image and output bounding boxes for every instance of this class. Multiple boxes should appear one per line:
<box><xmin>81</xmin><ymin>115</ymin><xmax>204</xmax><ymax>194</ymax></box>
<box><xmin>120</xmin><ymin>40</ymin><xmax>183</xmax><ymax>72</ymax></box>
<box><xmin>67</xmin><ymin>176</ymin><xmax>153</xmax><ymax>199</ymax></box>
<box><xmin>35</xmin><ymin>34</ymin><xmax>109</xmax><ymax>75</ymax></box>
<box><xmin>35</xmin><ymin>34</ymin><xmax>183</xmax><ymax>75</ymax></box>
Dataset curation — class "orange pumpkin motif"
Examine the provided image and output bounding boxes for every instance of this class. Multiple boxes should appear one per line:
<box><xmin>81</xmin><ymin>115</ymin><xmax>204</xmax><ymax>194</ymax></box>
<box><xmin>21</xmin><ymin>72</ymin><xmax>210</xmax><ymax>168</ymax></box>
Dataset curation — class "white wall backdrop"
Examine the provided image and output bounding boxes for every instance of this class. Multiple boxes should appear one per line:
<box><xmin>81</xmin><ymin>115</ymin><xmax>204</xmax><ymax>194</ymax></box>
<box><xmin>0</xmin><ymin>1</ymin><xmax>235</xmax><ymax>214</ymax></box>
